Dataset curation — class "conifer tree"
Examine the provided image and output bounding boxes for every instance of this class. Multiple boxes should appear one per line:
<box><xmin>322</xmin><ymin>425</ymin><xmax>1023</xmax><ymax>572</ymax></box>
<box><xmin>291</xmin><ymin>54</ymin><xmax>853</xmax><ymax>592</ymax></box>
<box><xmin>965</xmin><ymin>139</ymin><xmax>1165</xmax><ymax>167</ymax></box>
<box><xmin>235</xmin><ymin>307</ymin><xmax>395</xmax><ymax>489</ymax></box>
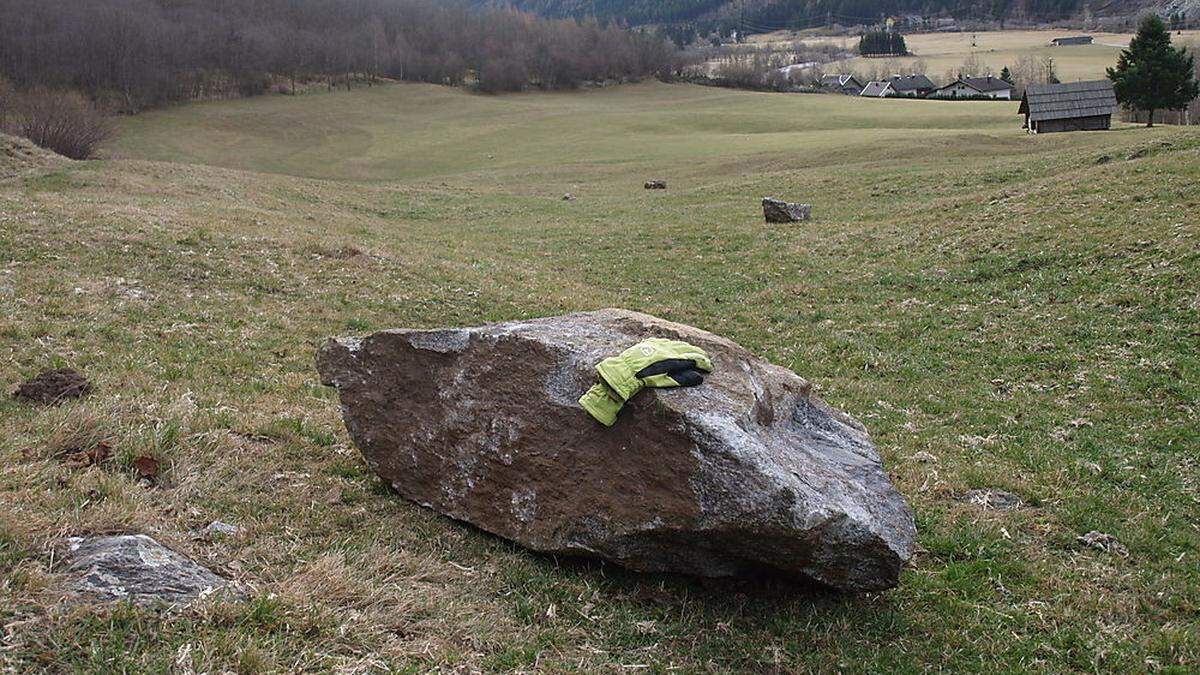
<box><xmin>1107</xmin><ymin>15</ymin><xmax>1199</xmax><ymax>127</ymax></box>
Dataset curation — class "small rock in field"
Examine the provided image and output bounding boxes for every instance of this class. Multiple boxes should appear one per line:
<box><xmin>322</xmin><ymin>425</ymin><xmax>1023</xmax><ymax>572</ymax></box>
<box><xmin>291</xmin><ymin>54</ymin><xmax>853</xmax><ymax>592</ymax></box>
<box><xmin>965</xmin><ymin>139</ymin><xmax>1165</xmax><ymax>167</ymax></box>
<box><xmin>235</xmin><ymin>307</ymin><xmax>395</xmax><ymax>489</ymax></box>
<box><xmin>13</xmin><ymin>368</ymin><xmax>93</xmax><ymax>405</ymax></box>
<box><xmin>562</xmin><ymin>193</ymin><xmax>575</xmax><ymax>202</ymax></box>
<box><xmin>64</xmin><ymin>534</ymin><xmax>240</xmax><ymax>606</ymax></box>
<box><xmin>1078</xmin><ymin>531</ymin><xmax>1128</xmax><ymax>556</ymax></box>
<box><xmin>910</xmin><ymin>451</ymin><xmax>938</xmax><ymax>463</ymax></box>
<box><xmin>960</xmin><ymin>488</ymin><xmax>1024</xmax><ymax>511</ymax></box>
<box><xmin>1095</xmin><ymin>155</ymin><xmax>1112</xmax><ymax>164</ymax></box>
<box><xmin>644</xmin><ymin>180</ymin><xmax>667</xmax><ymax>190</ymax></box>
<box><xmin>762</xmin><ymin>198</ymin><xmax>811</xmax><ymax>223</ymax></box>
<box><xmin>205</xmin><ymin>521</ymin><xmax>240</xmax><ymax>537</ymax></box>
<box><xmin>1127</xmin><ymin>147</ymin><xmax>1150</xmax><ymax>160</ymax></box>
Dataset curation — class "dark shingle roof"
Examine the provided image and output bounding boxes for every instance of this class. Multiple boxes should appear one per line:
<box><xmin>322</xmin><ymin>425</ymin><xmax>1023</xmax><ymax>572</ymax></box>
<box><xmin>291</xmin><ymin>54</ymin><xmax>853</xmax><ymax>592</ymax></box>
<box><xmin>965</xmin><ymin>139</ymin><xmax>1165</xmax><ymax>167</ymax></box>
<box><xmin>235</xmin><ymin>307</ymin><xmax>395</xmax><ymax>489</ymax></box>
<box><xmin>822</xmin><ymin>74</ymin><xmax>861</xmax><ymax>88</ymax></box>
<box><xmin>1051</xmin><ymin>36</ymin><xmax>1093</xmax><ymax>45</ymax></box>
<box><xmin>888</xmin><ymin>74</ymin><xmax>935</xmax><ymax>91</ymax></box>
<box><xmin>963</xmin><ymin>76</ymin><xmax>1013</xmax><ymax>92</ymax></box>
<box><xmin>1020</xmin><ymin>80</ymin><xmax>1118</xmax><ymax>122</ymax></box>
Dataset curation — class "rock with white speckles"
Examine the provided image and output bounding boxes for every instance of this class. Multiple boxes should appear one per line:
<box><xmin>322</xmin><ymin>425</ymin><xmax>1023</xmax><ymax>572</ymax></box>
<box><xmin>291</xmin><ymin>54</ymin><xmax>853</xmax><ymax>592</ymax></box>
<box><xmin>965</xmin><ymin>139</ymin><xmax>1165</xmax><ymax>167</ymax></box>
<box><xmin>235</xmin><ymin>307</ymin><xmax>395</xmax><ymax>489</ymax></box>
<box><xmin>316</xmin><ymin>309</ymin><xmax>915</xmax><ymax>592</ymax></box>
<box><xmin>63</xmin><ymin>534</ymin><xmax>239</xmax><ymax>606</ymax></box>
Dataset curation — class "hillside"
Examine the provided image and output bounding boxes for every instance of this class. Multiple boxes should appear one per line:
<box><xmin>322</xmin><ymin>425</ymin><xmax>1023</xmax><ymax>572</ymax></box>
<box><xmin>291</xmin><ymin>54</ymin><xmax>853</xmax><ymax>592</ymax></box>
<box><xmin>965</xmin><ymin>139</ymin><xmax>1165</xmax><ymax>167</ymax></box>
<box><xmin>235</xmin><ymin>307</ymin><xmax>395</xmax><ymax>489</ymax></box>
<box><xmin>3</xmin><ymin>82</ymin><xmax>1199</xmax><ymax>671</ymax></box>
<box><xmin>479</xmin><ymin>0</ymin><xmax>1167</xmax><ymax>29</ymax></box>
<box><xmin>0</xmin><ymin>133</ymin><xmax>67</xmax><ymax>181</ymax></box>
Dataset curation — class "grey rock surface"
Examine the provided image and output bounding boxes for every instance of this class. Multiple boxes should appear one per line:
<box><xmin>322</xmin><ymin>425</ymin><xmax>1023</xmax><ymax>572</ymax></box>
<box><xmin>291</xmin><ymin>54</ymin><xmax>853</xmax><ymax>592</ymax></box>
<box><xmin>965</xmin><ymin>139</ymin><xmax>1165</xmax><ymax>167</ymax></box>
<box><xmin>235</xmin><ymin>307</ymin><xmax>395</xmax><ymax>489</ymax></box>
<box><xmin>1078</xmin><ymin>531</ymin><xmax>1129</xmax><ymax>556</ymax></box>
<box><xmin>762</xmin><ymin>198</ymin><xmax>812</xmax><ymax>223</ymax></box>
<box><xmin>960</xmin><ymin>488</ymin><xmax>1024</xmax><ymax>511</ymax></box>
<box><xmin>204</xmin><ymin>521</ymin><xmax>241</xmax><ymax>537</ymax></box>
<box><xmin>317</xmin><ymin>309</ymin><xmax>916</xmax><ymax>591</ymax></box>
<box><xmin>64</xmin><ymin>534</ymin><xmax>237</xmax><ymax>606</ymax></box>
<box><xmin>644</xmin><ymin>180</ymin><xmax>667</xmax><ymax>190</ymax></box>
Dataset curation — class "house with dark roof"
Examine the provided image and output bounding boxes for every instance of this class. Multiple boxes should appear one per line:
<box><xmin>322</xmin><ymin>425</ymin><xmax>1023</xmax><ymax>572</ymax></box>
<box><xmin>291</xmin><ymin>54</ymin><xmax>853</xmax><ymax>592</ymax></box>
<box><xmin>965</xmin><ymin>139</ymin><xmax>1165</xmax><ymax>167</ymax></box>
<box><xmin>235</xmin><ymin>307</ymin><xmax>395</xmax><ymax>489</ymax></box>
<box><xmin>886</xmin><ymin>74</ymin><xmax>937</xmax><ymax>97</ymax></box>
<box><xmin>820</xmin><ymin>73</ymin><xmax>864</xmax><ymax>95</ymax></box>
<box><xmin>1051</xmin><ymin>36</ymin><xmax>1094</xmax><ymax>46</ymax></box>
<box><xmin>860</xmin><ymin>74</ymin><xmax>937</xmax><ymax>98</ymax></box>
<box><xmin>930</xmin><ymin>75</ymin><xmax>1014</xmax><ymax>100</ymax></box>
<box><xmin>1019</xmin><ymin>80</ymin><xmax>1119</xmax><ymax>133</ymax></box>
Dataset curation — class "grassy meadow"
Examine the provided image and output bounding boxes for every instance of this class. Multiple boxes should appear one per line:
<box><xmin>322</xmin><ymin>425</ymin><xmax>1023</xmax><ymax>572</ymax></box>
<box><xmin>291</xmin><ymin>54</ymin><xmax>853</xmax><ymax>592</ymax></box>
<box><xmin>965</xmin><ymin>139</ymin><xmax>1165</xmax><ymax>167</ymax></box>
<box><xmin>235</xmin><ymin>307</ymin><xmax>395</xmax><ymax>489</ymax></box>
<box><xmin>2</xmin><ymin>81</ymin><xmax>1199</xmax><ymax>672</ymax></box>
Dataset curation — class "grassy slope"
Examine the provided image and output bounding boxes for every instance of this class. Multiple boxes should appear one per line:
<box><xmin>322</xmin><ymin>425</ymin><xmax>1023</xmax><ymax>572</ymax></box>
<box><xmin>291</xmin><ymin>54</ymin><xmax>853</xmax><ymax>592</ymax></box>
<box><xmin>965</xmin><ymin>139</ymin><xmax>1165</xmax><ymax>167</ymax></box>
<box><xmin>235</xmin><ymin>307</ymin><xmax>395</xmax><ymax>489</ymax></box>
<box><xmin>2</xmin><ymin>82</ymin><xmax>1199</xmax><ymax>672</ymax></box>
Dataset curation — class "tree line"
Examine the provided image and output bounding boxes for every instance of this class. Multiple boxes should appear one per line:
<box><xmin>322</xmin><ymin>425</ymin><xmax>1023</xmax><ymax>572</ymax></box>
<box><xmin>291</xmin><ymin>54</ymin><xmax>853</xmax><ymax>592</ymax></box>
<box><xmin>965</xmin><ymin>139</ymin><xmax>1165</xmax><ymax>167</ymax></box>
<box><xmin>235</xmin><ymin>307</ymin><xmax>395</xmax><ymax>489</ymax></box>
<box><xmin>483</xmin><ymin>0</ymin><xmax>1098</xmax><ymax>36</ymax></box>
<box><xmin>0</xmin><ymin>0</ymin><xmax>678</xmax><ymax>113</ymax></box>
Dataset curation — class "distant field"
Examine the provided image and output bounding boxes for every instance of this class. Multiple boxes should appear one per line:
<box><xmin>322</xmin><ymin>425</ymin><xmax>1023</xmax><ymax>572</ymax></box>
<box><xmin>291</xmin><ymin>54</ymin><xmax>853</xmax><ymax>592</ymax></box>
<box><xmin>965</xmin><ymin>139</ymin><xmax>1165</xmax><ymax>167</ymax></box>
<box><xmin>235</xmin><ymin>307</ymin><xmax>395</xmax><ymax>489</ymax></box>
<box><xmin>754</xmin><ymin>28</ymin><xmax>1200</xmax><ymax>82</ymax></box>
<box><xmin>4</xmin><ymin>82</ymin><xmax>1199</xmax><ymax>672</ymax></box>
<box><xmin>112</xmin><ymin>82</ymin><xmax>1023</xmax><ymax>182</ymax></box>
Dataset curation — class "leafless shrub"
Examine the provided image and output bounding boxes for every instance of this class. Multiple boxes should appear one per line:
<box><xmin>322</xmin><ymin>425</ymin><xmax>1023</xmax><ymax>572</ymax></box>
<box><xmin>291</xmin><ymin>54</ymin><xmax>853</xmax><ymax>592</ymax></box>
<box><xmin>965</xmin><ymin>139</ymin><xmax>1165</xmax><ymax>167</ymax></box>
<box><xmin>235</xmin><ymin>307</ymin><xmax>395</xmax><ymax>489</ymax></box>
<box><xmin>8</xmin><ymin>88</ymin><xmax>113</xmax><ymax>160</ymax></box>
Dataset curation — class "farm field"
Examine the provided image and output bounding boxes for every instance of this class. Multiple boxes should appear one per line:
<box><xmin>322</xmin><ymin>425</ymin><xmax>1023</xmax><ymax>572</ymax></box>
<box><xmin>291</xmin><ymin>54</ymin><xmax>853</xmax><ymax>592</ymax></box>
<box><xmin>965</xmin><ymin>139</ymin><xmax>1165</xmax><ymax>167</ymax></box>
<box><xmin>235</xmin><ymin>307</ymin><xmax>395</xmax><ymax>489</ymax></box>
<box><xmin>3</xmin><ymin>81</ymin><xmax>1199</xmax><ymax>672</ymax></box>
<box><xmin>758</xmin><ymin>28</ymin><xmax>1200</xmax><ymax>81</ymax></box>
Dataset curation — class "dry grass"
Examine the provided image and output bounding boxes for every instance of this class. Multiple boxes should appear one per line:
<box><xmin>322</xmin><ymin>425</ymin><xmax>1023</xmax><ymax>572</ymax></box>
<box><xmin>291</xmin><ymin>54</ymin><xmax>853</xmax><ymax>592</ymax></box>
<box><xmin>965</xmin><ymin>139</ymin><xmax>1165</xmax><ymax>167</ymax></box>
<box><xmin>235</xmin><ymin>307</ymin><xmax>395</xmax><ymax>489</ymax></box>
<box><xmin>1</xmin><ymin>82</ymin><xmax>1198</xmax><ymax>671</ymax></box>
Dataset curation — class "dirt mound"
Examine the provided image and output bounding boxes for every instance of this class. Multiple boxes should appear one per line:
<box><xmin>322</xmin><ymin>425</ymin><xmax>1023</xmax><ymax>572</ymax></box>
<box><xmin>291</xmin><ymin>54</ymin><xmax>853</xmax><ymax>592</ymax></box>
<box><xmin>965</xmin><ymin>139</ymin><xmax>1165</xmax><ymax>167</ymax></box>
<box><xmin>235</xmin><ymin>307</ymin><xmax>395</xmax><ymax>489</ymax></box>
<box><xmin>0</xmin><ymin>133</ymin><xmax>68</xmax><ymax>180</ymax></box>
<box><xmin>13</xmin><ymin>368</ymin><xmax>93</xmax><ymax>405</ymax></box>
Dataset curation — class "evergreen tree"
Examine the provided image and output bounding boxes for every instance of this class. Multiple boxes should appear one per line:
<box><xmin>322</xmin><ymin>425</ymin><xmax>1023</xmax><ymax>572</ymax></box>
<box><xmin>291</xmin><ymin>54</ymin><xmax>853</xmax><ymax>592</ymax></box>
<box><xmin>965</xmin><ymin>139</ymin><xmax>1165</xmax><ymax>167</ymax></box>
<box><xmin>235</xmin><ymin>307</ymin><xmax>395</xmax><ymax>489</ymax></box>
<box><xmin>859</xmin><ymin>30</ymin><xmax>906</xmax><ymax>57</ymax></box>
<box><xmin>999</xmin><ymin>66</ymin><xmax>1012</xmax><ymax>82</ymax></box>
<box><xmin>1107</xmin><ymin>14</ymin><xmax>1199</xmax><ymax>127</ymax></box>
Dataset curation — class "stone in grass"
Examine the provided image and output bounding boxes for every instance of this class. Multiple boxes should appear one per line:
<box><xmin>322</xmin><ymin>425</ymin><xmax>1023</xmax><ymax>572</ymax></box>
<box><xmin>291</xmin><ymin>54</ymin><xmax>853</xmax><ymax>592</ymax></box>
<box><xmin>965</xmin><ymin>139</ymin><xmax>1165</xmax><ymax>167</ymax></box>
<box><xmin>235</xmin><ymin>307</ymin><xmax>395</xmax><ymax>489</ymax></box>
<box><xmin>317</xmin><ymin>309</ymin><xmax>916</xmax><ymax>592</ymax></box>
<box><xmin>959</xmin><ymin>488</ymin><xmax>1024</xmax><ymax>511</ymax></box>
<box><xmin>204</xmin><ymin>521</ymin><xmax>241</xmax><ymax>537</ymax></box>
<box><xmin>64</xmin><ymin>534</ymin><xmax>240</xmax><ymax>606</ymax></box>
<box><xmin>762</xmin><ymin>198</ymin><xmax>811</xmax><ymax>223</ymax></box>
<box><xmin>13</xmin><ymin>368</ymin><xmax>92</xmax><ymax>405</ymax></box>
<box><xmin>562</xmin><ymin>193</ymin><xmax>576</xmax><ymax>202</ymax></box>
<box><xmin>1077</xmin><ymin>531</ymin><xmax>1128</xmax><ymax>557</ymax></box>
<box><xmin>644</xmin><ymin>180</ymin><xmax>667</xmax><ymax>190</ymax></box>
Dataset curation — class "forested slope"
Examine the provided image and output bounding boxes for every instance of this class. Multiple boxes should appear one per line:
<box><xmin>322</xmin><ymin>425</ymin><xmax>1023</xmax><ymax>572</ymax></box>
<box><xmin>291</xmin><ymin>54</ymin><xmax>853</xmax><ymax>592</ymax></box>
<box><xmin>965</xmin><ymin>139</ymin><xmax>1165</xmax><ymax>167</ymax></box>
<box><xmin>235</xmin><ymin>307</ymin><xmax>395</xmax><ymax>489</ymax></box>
<box><xmin>480</xmin><ymin>0</ymin><xmax>1152</xmax><ymax>29</ymax></box>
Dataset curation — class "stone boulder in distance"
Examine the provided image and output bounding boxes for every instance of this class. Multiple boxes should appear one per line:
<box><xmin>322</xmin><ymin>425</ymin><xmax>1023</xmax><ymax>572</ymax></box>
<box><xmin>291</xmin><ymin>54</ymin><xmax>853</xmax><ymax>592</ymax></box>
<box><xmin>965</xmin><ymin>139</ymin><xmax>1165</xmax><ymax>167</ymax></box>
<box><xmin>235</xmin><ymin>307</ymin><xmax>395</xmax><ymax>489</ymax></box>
<box><xmin>317</xmin><ymin>309</ymin><xmax>915</xmax><ymax>592</ymax></box>
<box><xmin>763</xmin><ymin>198</ymin><xmax>812</xmax><ymax>223</ymax></box>
<box><xmin>644</xmin><ymin>180</ymin><xmax>667</xmax><ymax>190</ymax></box>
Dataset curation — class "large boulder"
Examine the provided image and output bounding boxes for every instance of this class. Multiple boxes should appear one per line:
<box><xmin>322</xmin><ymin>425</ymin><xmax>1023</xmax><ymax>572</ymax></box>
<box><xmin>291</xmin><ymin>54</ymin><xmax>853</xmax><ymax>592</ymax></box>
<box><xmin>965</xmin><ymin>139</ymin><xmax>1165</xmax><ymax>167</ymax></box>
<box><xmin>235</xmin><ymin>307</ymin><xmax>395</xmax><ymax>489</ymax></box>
<box><xmin>317</xmin><ymin>309</ymin><xmax>915</xmax><ymax>591</ymax></box>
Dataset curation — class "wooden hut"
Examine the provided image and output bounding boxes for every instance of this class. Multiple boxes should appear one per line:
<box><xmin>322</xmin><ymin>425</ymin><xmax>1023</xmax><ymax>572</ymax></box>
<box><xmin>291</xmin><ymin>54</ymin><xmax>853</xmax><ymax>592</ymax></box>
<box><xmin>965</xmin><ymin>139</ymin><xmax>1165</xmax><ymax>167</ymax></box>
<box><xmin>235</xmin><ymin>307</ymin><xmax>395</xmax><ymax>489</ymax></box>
<box><xmin>1019</xmin><ymin>80</ymin><xmax>1119</xmax><ymax>133</ymax></box>
<box><xmin>1051</xmin><ymin>36</ymin><xmax>1094</xmax><ymax>46</ymax></box>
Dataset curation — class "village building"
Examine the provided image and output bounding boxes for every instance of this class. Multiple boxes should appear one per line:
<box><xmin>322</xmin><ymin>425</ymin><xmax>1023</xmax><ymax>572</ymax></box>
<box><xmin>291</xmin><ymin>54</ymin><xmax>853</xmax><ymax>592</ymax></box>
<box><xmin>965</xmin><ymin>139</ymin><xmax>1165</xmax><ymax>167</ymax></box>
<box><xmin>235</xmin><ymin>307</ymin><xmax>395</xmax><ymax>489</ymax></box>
<box><xmin>859</xmin><ymin>80</ymin><xmax>893</xmax><ymax>97</ymax></box>
<box><xmin>860</xmin><ymin>75</ymin><xmax>937</xmax><ymax>98</ymax></box>
<box><xmin>930</xmin><ymin>76</ymin><xmax>1014</xmax><ymax>99</ymax></box>
<box><xmin>885</xmin><ymin>74</ymin><xmax>936</xmax><ymax>97</ymax></box>
<box><xmin>1051</xmin><ymin>36</ymin><xmax>1094</xmax><ymax>46</ymax></box>
<box><xmin>1019</xmin><ymin>80</ymin><xmax>1119</xmax><ymax>133</ymax></box>
<box><xmin>820</xmin><ymin>73</ymin><xmax>864</xmax><ymax>95</ymax></box>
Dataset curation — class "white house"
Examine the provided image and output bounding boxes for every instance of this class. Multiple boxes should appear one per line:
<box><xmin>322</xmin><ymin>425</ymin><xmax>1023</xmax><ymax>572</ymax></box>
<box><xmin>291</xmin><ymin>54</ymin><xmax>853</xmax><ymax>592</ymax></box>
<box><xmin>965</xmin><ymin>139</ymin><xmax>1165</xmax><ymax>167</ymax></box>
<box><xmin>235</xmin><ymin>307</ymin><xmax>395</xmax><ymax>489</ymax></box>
<box><xmin>930</xmin><ymin>76</ymin><xmax>1014</xmax><ymax>100</ymax></box>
